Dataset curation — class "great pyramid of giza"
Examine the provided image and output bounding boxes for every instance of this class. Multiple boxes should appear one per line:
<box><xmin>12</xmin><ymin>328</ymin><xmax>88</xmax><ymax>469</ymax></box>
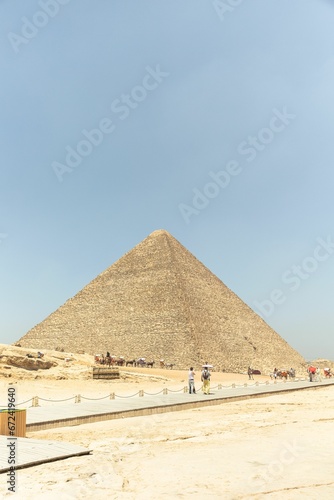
<box><xmin>18</xmin><ymin>229</ymin><xmax>305</xmax><ymax>372</ymax></box>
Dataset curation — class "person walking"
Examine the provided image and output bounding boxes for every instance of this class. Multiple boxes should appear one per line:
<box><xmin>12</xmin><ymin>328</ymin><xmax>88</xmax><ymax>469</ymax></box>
<box><xmin>201</xmin><ymin>366</ymin><xmax>211</xmax><ymax>394</ymax></box>
<box><xmin>308</xmin><ymin>365</ymin><xmax>316</xmax><ymax>382</ymax></box>
<box><xmin>188</xmin><ymin>367</ymin><xmax>196</xmax><ymax>394</ymax></box>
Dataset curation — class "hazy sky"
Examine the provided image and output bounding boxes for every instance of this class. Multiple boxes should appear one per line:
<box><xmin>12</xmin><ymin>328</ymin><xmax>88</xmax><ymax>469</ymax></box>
<box><xmin>1</xmin><ymin>0</ymin><xmax>334</xmax><ymax>361</ymax></box>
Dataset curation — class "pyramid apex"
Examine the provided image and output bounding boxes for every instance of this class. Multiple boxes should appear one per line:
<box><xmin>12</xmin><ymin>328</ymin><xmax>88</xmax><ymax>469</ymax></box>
<box><xmin>149</xmin><ymin>229</ymin><xmax>172</xmax><ymax>237</ymax></box>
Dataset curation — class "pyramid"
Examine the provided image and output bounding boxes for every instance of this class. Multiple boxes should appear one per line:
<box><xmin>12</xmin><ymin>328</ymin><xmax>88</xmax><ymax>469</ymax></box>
<box><xmin>18</xmin><ymin>230</ymin><xmax>305</xmax><ymax>372</ymax></box>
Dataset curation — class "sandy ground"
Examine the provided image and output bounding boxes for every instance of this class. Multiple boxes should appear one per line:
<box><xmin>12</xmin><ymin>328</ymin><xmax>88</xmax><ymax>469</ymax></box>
<box><xmin>1</xmin><ymin>363</ymin><xmax>334</xmax><ymax>499</ymax></box>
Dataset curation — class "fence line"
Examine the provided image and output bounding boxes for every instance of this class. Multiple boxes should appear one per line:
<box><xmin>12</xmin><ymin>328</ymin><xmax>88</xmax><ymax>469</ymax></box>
<box><xmin>0</xmin><ymin>377</ymin><xmax>310</xmax><ymax>408</ymax></box>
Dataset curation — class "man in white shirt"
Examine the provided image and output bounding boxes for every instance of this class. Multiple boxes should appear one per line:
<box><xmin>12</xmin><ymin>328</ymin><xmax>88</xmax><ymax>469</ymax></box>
<box><xmin>188</xmin><ymin>367</ymin><xmax>196</xmax><ymax>394</ymax></box>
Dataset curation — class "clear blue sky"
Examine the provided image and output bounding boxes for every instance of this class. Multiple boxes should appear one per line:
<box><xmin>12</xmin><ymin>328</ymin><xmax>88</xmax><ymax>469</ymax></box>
<box><xmin>1</xmin><ymin>0</ymin><xmax>334</xmax><ymax>361</ymax></box>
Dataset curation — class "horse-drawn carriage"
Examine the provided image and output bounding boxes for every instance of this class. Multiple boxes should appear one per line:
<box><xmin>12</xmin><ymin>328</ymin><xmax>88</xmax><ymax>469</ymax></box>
<box><xmin>270</xmin><ymin>368</ymin><xmax>295</xmax><ymax>380</ymax></box>
<box><xmin>95</xmin><ymin>355</ymin><xmax>125</xmax><ymax>367</ymax></box>
<box><xmin>134</xmin><ymin>358</ymin><xmax>155</xmax><ymax>368</ymax></box>
<box><xmin>95</xmin><ymin>354</ymin><xmax>107</xmax><ymax>364</ymax></box>
<box><xmin>107</xmin><ymin>356</ymin><xmax>125</xmax><ymax>367</ymax></box>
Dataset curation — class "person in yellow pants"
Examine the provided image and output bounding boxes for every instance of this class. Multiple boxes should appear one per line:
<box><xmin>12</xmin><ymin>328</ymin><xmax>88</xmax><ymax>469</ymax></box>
<box><xmin>201</xmin><ymin>367</ymin><xmax>211</xmax><ymax>394</ymax></box>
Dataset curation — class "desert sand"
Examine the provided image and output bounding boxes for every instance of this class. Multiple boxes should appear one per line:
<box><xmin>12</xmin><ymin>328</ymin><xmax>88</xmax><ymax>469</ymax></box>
<box><xmin>1</xmin><ymin>345</ymin><xmax>334</xmax><ymax>499</ymax></box>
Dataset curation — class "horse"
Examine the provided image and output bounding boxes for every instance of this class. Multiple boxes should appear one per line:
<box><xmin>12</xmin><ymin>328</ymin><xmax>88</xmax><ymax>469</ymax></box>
<box><xmin>324</xmin><ymin>368</ymin><xmax>332</xmax><ymax>378</ymax></box>
<box><xmin>136</xmin><ymin>358</ymin><xmax>146</xmax><ymax>367</ymax></box>
<box><xmin>126</xmin><ymin>359</ymin><xmax>136</xmax><ymax>367</ymax></box>
<box><xmin>159</xmin><ymin>360</ymin><xmax>165</xmax><ymax>368</ymax></box>
<box><xmin>116</xmin><ymin>357</ymin><xmax>125</xmax><ymax>366</ymax></box>
<box><xmin>146</xmin><ymin>360</ymin><xmax>154</xmax><ymax>368</ymax></box>
<box><xmin>277</xmin><ymin>370</ymin><xmax>288</xmax><ymax>379</ymax></box>
<box><xmin>105</xmin><ymin>356</ymin><xmax>114</xmax><ymax>367</ymax></box>
<box><xmin>165</xmin><ymin>363</ymin><xmax>175</xmax><ymax>369</ymax></box>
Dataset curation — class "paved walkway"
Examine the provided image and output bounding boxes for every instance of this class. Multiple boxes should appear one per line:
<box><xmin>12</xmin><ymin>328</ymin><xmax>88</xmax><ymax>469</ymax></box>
<box><xmin>1</xmin><ymin>378</ymin><xmax>333</xmax><ymax>474</ymax></box>
<box><xmin>0</xmin><ymin>436</ymin><xmax>90</xmax><ymax>474</ymax></box>
<box><xmin>25</xmin><ymin>378</ymin><xmax>334</xmax><ymax>431</ymax></box>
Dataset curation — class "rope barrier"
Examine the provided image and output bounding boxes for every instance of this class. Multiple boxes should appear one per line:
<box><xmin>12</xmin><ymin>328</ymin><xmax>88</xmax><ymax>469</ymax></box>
<box><xmin>3</xmin><ymin>376</ymin><xmax>323</xmax><ymax>407</ymax></box>
<box><xmin>143</xmin><ymin>390</ymin><xmax>164</xmax><ymax>396</ymax></box>
<box><xmin>38</xmin><ymin>396</ymin><xmax>76</xmax><ymax>402</ymax></box>
<box><xmin>20</xmin><ymin>399</ymin><xmax>33</xmax><ymax>405</ymax></box>
<box><xmin>0</xmin><ymin>398</ymin><xmax>34</xmax><ymax>407</ymax></box>
<box><xmin>14</xmin><ymin>398</ymin><xmax>33</xmax><ymax>406</ymax></box>
<box><xmin>80</xmin><ymin>395</ymin><xmax>111</xmax><ymax>401</ymax></box>
<box><xmin>114</xmin><ymin>392</ymin><xmax>140</xmax><ymax>398</ymax></box>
